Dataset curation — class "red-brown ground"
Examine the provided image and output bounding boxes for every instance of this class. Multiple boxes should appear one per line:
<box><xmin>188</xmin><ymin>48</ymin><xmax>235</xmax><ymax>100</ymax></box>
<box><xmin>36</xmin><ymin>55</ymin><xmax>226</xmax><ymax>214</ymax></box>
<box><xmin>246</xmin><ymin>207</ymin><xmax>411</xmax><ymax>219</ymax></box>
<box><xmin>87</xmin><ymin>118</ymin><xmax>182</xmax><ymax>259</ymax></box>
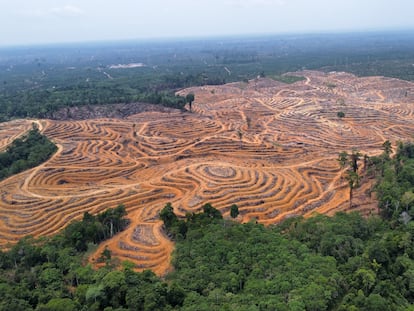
<box><xmin>1</xmin><ymin>70</ymin><xmax>413</xmax><ymax>275</ymax></box>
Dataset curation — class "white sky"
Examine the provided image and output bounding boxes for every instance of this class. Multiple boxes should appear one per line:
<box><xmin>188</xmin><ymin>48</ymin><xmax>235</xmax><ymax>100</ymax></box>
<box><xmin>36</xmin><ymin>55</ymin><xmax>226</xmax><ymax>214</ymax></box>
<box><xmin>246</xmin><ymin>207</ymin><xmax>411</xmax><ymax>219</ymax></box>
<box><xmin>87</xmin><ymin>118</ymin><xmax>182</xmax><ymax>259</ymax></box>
<box><xmin>1</xmin><ymin>0</ymin><xmax>414</xmax><ymax>46</ymax></box>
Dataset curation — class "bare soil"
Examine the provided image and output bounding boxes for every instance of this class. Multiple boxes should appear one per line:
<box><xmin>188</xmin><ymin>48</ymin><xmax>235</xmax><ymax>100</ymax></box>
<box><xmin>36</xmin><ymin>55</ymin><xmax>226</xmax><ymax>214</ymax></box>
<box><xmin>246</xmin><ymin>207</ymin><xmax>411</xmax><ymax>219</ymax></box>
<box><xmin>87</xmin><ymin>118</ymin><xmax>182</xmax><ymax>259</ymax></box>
<box><xmin>1</xmin><ymin>70</ymin><xmax>414</xmax><ymax>276</ymax></box>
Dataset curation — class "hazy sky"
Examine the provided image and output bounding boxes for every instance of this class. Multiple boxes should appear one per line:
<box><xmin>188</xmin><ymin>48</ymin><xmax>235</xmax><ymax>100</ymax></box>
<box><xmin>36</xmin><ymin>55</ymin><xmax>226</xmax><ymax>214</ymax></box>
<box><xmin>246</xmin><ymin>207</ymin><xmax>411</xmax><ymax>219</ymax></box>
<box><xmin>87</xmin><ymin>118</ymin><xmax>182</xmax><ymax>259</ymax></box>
<box><xmin>1</xmin><ymin>0</ymin><xmax>414</xmax><ymax>46</ymax></box>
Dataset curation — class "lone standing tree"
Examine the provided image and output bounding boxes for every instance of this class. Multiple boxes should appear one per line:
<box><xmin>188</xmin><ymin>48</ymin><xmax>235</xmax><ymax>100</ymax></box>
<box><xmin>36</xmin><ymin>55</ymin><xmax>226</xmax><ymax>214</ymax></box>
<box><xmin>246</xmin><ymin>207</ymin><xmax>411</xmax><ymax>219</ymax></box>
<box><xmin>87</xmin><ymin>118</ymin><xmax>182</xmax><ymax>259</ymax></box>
<box><xmin>230</xmin><ymin>204</ymin><xmax>239</xmax><ymax>218</ymax></box>
<box><xmin>346</xmin><ymin>170</ymin><xmax>360</xmax><ymax>209</ymax></box>
<box><xmin>337</xmin><ymin>111</ymin><xmax>345</xmax><ymax>118</ymax></box>
<box><xmin>349</xmin><ymin>149</ymin><xmax>362</xmax><ymax>172</ymax></box>
<box><xmin>186</xmin><ymin>93</ymin><xmax>195</xmax><ymax>112</ymax></box>
<box><xmin>338</xmin><ymin>150</ymin><xmax>361</xmax><ymax>208</ymax></box>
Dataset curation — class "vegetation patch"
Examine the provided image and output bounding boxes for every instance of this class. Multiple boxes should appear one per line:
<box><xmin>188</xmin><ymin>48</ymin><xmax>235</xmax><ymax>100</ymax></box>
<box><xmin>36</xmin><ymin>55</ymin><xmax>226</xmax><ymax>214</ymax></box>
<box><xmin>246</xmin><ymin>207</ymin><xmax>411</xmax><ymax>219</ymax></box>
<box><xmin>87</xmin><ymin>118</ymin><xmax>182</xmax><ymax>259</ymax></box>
<box><xmin>270</xmin><ymin>74</ymin><xmax>306</xmax><ymax>84</ymax></box>
<box><xmin>337</xmin><ymin>111</ymin><xmax>345</xmax><ymax>118</ymax></box>
<box><xmin>325</xmin><ymin>82</ymin><xmax>337</xmax><ymax>88</ymax></box>
<box><xmin>0</xmin><ymin>125</ymin><xmax>57</xmax><ymax>180</ymax></box>
<box><xmin>371</xmin><ymin>141</ymin><xmax>414</xmax><ymax>220</ymax></box>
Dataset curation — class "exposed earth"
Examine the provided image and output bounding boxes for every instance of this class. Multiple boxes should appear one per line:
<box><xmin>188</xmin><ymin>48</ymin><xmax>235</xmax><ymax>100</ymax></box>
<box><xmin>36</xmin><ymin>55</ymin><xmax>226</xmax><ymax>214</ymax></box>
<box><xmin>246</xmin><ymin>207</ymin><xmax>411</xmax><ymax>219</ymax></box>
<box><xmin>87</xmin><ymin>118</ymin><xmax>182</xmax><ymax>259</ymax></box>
<box><xmin>1</xmin><ymin>70</ymin><xmax>414</xmax><ymax>275</ymax></box>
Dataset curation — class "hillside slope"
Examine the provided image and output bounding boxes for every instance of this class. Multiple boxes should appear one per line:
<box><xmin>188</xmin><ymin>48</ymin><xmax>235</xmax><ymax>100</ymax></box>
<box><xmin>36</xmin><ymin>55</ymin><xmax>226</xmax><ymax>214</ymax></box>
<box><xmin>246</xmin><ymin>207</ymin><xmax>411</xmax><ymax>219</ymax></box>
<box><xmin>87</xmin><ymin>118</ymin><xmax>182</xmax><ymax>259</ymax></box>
<box><xmin>0</xmin><ymin>70</ymin><xmax>413</xmax><ymax>274</ymax></box>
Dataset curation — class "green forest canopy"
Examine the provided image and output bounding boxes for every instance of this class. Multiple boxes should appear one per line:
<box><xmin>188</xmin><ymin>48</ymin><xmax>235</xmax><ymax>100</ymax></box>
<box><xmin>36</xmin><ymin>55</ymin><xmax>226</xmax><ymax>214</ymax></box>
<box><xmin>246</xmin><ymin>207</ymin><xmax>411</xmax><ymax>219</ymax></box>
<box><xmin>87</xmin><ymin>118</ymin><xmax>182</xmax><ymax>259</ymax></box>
<box><xmin>0</xmin><ymin>124</ymin><xmax>57</xmax><ymax>180</ymax></box>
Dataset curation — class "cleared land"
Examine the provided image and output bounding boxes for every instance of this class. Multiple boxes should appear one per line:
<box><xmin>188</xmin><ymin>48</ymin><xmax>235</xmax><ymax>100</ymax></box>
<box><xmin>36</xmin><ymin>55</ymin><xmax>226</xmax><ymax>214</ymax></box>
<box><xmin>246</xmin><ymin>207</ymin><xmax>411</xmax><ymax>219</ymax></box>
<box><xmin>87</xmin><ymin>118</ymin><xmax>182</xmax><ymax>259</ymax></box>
<box><xmin>1</xmin><ymin>70</ymin><xmax>414</xmax><ymax>275</ymax></box>
<box><xmin>0</xmin><ymin>120</ymin><xmax>35</xmax><ymax>152</ymax></box>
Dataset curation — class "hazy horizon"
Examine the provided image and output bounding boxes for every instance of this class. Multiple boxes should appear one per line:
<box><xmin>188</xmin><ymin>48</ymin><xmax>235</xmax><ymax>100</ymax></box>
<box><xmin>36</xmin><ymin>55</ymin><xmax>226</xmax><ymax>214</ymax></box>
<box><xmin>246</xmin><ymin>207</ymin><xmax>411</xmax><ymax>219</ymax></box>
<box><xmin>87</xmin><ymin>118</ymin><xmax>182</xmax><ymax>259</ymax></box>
<box><xmin>2</xmin><ymin>29</ymin><xmax>413</xmax><ymax>50</ymax></box>
<box><xmin>1</xmin><ymin>0</ymin><xmax>414</xmax><ymax>47</ymax></box>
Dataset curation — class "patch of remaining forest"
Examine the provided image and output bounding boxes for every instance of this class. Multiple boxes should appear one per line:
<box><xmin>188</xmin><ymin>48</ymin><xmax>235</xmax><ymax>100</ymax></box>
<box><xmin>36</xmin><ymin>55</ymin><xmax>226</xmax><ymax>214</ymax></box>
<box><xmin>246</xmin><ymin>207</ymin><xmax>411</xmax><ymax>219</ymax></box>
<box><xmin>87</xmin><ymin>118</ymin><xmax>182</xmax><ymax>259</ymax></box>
<box><xmin>0</xmin><ymin>70</ymin><xmax>414</xmax><ymax>274</ymax></box>
<box><xmin>46</xmin><ymin>102</ymin><xmax>178</xmax><ymax>121</ymax></box>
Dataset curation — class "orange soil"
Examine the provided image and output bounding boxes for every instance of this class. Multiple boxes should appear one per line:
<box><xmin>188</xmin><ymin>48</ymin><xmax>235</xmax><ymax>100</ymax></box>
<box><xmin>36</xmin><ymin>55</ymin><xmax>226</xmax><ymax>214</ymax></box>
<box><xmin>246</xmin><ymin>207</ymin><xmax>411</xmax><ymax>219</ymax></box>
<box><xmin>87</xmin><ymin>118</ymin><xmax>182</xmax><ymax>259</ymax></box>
<box><xmin>0</xmin><ymin>119</ymin><xmax>36</xmax><ymax>152</ymax></box>
<box><xmin>1</xmin><ymin>70</ymin><xmax>414</xmax><ymax>276</ymax></box>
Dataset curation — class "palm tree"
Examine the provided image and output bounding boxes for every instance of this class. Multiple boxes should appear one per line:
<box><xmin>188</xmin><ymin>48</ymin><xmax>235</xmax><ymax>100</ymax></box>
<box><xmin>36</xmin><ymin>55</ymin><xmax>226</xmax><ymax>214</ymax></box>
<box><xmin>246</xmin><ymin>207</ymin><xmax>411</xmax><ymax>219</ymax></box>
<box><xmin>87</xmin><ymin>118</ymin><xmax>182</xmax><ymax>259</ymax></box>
<box><xmin>349</xmin><ymin>149</ymin><xmax>362</xmax><ymax>172</ymax></box>
<box><xmin>346</xmin><ymin>170</ymin><xmax>360</xmax><ymax>209</ymax></box>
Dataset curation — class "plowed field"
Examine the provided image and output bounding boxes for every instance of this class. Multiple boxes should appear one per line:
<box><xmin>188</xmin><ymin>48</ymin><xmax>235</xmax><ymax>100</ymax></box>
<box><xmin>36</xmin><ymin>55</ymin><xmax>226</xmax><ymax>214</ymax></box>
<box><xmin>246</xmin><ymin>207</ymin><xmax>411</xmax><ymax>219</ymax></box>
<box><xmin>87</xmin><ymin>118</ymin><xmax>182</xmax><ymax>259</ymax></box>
<box><xmin>1</xmin><ymin>71</ymin><xmax>414</xmax><ymax>275</ymax></box>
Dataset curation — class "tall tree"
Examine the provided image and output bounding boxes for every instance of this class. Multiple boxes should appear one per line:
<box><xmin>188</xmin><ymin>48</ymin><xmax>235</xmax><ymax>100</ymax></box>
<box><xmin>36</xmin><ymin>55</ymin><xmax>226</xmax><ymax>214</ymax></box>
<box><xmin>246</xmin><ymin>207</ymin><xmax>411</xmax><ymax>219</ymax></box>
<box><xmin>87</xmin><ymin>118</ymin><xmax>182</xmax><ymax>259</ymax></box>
<box><xmin>350</xmin><ymin>149</ymin><xmax>362</xmax><ymax>172</ymax></box>
<box><xmin>382</xmin><ymin>140</ymin><xmax>392</xmax><ymax>158</ymax></box>
<box><xmin>338</xmin><ymin>149</ymin><xmax>362</xmax><ymax>208</ymax></box>
<box><xmin>346</xmin><ymin>170</ymin><xmax>360</xmax><ymax>208</ymax></box>
<box><xmin>186</xmin><ymin>93</ymin><xmax>195</xmax><ymax>112</ymax></box>
<box><xmin>159</xmin><ymin>202</ymin><xmax>178</xmax><ymax>230</ymax></box>
<box><xmin>202</xmin><ymin>203</ymin><xmax>222</xmax><ymax>219</ymax></box>
<box><xmin>230</xmin><ymin>204</ymin><xmax>239</xmax><ymax>219</ymax></box>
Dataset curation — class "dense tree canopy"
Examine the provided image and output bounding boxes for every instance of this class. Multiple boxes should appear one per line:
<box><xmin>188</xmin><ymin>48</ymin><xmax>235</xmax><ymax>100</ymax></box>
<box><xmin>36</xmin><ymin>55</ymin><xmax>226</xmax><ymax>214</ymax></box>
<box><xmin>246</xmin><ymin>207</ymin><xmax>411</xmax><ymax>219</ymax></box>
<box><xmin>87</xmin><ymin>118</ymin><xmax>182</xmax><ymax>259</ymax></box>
<box><xmin>0</xmin><ymin>125</ymin><xmax>57</xmax><ymax>180</ymax></box>
<box><xmin>371</xmin><ymin>141</ymin><xmax>414</xmax><ymax>219</ymax></box>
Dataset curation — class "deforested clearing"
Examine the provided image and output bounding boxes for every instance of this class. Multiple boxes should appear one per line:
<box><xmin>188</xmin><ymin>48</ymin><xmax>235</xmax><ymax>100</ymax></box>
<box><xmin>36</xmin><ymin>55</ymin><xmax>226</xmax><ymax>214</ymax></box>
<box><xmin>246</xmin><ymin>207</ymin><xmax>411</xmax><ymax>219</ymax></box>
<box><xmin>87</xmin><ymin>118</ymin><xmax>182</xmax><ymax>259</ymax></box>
<box><xmin>1</xmin><ymin>70</ymin><xmax>413</xmax><ymax>275</ymax></box>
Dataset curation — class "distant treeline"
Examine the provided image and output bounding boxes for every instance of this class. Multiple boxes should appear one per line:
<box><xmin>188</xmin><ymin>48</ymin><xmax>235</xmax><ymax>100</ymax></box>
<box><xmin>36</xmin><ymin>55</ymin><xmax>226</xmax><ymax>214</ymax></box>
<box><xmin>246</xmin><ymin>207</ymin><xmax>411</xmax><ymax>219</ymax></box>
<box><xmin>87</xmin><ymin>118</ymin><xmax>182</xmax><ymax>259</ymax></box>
<box><xmin>0</xmin><ymin>125</ymin><xmax>57</xmax><ymax>180</ymax></box>
<box><xmin>0</xmin><ymin>86</ymin><xmax>188</xmax><ymax>120</ymax></box>
<box><xmin>1</xmin><ymin>32</ymin><xmax>414</xmax><ymax>121</ymax></box>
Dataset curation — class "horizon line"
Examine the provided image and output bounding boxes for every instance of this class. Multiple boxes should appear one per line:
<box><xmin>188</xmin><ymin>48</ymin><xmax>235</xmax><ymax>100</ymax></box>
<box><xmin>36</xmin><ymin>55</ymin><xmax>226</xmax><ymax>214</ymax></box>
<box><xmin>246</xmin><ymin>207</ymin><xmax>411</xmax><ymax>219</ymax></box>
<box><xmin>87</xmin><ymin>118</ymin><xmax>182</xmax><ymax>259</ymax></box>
<box><xmin>2</xmin><ymin>27</ymin><xmax>414</xmax><ymax>49</ymax></box>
